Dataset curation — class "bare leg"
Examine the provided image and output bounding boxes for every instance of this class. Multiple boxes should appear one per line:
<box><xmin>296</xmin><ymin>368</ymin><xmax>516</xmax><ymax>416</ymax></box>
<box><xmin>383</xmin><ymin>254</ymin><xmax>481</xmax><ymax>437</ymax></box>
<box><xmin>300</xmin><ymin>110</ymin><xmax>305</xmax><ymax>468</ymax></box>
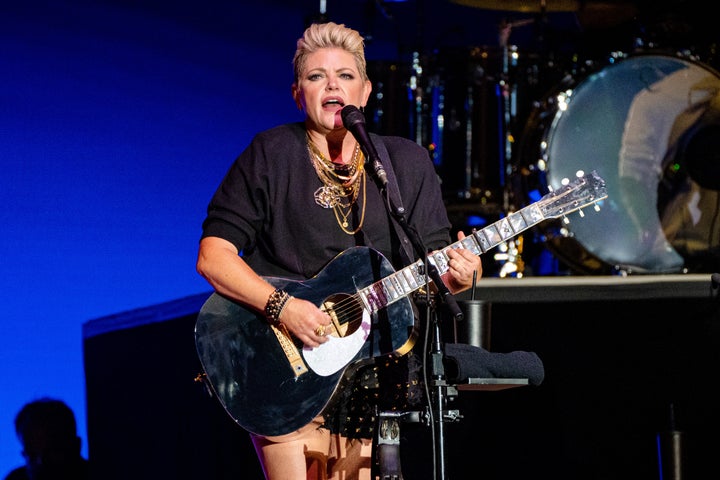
<box><xmin>251</xmin><ymin>417</ymin><xmax>331</xmax><ymax>480</ymax></box>
<box><xmin>327</xmin><ymin>436</ymin><xmax>373</xmax><ymax>480</ymax></box>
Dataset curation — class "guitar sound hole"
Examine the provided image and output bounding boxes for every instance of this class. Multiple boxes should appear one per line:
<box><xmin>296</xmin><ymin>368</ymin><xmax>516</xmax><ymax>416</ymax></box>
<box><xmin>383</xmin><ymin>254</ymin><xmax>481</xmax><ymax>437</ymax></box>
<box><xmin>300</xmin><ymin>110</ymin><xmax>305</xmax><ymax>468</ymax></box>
<box><xmin>321</xmin><ymin>293</ymin><xmax>363</xmax><ymax>338</ymax></box>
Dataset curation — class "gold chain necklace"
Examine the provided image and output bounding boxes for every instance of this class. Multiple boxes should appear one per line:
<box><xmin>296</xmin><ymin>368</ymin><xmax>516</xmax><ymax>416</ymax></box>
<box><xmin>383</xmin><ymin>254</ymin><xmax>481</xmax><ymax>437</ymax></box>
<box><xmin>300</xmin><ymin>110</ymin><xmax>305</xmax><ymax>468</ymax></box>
<box><xmin>333</xmin><ymin>172</ymin><xmax>366</xmax><ymax>234</ymax></box>
<box><xmin>307</xmin><ymin>137</ymin><xmax>367</xmax><ymax>234</ymax></box>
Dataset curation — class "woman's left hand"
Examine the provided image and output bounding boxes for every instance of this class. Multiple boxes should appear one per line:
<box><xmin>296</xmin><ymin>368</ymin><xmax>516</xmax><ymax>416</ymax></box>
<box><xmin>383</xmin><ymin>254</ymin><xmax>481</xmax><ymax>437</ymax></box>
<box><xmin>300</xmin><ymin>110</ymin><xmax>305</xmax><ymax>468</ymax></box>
<box><xmin>441</xmin><ymin>231</ymin><xmax>483</xmax><ymax>294</ymax></box>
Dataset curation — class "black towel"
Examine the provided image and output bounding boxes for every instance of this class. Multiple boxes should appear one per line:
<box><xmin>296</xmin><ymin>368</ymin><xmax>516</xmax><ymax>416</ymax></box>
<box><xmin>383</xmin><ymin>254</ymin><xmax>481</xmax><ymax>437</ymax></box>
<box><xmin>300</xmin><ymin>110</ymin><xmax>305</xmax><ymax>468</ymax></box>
<box><xmin>443</xmin><ymin>343</ymin><xmax>545</xmax><ymax>386</ymax></box>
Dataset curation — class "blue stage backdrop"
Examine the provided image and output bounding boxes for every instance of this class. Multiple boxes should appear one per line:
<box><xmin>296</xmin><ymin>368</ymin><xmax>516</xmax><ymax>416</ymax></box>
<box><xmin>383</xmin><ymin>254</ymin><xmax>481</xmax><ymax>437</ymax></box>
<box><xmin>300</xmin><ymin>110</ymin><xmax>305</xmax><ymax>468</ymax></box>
<box><xmin>0</xmin><ymin>1</ymin><xmax>310</xmax><ymax>473</ymax></box>
<box><xmin>0</xmin><ymin>0</ymin><xmax>514</xmax><ymax>473</ymax></box>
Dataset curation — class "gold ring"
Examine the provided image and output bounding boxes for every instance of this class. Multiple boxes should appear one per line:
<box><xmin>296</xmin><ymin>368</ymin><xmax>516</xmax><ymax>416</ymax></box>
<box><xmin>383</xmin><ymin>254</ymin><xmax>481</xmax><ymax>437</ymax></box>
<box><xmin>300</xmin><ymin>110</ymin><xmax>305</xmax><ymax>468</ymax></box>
<box><xmin>314</xmin><ymin>325</ymin><xmax>325</xmax><ymax>336</ymax></box>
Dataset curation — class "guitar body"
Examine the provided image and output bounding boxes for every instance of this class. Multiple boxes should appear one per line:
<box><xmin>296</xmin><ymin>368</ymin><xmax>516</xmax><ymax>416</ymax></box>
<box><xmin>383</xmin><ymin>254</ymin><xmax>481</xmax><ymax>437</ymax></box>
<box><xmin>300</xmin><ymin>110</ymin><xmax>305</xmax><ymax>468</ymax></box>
<box><xmin>194</xmin><ymin>247</ymin><xmax>417</xmax><ymax>437</ymax></box>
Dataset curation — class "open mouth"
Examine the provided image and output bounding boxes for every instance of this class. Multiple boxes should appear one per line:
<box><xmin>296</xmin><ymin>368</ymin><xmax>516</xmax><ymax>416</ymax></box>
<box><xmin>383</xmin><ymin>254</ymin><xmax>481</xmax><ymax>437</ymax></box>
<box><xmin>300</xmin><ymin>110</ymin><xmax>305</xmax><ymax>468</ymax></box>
<box><xmin>322</xmin><ymin>98</ymin><xmax>344</xmax><ymax>108</ymax></box>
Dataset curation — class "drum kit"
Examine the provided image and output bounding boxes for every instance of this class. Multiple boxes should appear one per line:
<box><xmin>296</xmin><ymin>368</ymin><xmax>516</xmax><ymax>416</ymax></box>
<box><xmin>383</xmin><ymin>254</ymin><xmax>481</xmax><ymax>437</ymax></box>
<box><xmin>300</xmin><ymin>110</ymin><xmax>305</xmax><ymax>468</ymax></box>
<box><xmin>368</xmin><ymin>0</ymin><xmax>720</xmax><ymax>276</ymax></box>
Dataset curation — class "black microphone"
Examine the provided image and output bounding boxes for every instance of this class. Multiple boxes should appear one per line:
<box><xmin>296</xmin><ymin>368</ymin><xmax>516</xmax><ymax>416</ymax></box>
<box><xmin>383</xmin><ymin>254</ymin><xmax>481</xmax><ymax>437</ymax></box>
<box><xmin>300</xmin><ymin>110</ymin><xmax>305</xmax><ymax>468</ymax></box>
<box><xmin>341</xmin><ymin>105</ymin><xmax>388</xmax><ymax>187</ymax></box>
<box><xmin>712</xmin><ymin>273</ymin><xmax>720</xmax><ymax>289</ymax></box>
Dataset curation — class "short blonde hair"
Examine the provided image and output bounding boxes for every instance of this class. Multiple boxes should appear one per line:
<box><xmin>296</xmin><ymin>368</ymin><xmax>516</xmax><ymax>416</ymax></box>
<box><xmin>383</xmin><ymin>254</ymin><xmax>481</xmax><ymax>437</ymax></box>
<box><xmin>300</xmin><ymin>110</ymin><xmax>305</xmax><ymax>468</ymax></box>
<box><xmin>293</xmin><ymin>22</ymin><xmax>368</xmax><ymax>83</ymax></box>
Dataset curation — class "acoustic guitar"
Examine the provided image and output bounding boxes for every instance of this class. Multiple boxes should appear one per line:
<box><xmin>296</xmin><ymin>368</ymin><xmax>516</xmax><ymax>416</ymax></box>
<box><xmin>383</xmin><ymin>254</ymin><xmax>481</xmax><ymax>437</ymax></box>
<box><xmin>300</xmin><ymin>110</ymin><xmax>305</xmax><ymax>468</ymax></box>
<box><xmin>195</xmin><ymin>170</ymin><xmax>607</xmax><ymax>436</ymax></box>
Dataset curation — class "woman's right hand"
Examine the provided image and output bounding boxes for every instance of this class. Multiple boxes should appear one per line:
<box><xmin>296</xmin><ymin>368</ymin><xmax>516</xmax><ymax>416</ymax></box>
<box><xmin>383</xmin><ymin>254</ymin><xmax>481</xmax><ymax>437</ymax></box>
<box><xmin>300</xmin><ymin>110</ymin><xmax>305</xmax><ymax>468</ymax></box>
<box><xmin>278</xmin><ymin>297</ymin><xmax>333</xmax><ymax>348</ymax></box>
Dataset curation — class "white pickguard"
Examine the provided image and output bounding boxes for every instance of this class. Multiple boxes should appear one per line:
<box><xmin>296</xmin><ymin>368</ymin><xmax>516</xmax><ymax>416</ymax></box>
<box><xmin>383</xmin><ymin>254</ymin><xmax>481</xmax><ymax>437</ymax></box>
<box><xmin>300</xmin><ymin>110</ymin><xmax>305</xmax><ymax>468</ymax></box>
<box><xmin>302</xmin><ymin>308</ymin><xmax>372</xmax><ymax>377</ymax></box>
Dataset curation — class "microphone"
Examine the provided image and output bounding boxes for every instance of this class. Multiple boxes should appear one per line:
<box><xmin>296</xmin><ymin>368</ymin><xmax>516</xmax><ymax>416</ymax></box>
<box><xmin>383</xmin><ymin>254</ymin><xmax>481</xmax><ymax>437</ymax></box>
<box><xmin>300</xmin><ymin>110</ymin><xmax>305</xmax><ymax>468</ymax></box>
<box><xmin>341</xmin><ymin>105</ymin><xmax>388</xmax><ymax>187</ymax></box>
<box><xmin>712</xmin><ymin>273</ymin><xmax>720</xmax><ymax>289</ymax></box>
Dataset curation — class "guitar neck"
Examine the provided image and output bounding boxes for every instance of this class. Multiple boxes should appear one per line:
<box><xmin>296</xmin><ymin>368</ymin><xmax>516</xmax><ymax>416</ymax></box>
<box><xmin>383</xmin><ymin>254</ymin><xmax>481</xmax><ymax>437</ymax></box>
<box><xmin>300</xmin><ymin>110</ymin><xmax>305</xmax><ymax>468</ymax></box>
<box><xmin>358</xmin><ymin>170</ymin><xmax>607</xmax><ymax>313</ymax></box>
<box><xmin>358</xmin><ymin>201</ymin><xmax>546</xmax><ymax>313</ymax></box>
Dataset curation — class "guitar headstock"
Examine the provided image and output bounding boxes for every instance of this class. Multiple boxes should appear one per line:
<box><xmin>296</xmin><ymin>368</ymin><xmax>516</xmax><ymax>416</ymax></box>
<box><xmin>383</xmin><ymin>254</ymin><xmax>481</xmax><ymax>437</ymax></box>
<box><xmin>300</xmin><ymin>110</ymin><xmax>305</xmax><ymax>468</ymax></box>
<box><xmin>539</xmin><ymin>170</ymin><xmax>608</xmax><ymax>219</ymax></box>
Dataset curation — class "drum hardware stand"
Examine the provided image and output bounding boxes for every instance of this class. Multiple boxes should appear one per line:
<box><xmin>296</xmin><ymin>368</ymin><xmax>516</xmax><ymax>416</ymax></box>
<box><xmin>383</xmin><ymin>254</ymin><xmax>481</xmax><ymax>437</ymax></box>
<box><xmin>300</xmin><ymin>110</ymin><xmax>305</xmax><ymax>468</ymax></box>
<box><xmin>462</xmin><ymin>81</ymin><xmax>474</xmax><ymax>200</ymax></box>
<box><xmin>495</xmin><ymin>21</ymin><xmax>527</xmax><ymax>277</ymax></box>
<box><xmin>409</xmin><ymin>51</ymin><xmax>430</xmax><ymax>149</ymax></box>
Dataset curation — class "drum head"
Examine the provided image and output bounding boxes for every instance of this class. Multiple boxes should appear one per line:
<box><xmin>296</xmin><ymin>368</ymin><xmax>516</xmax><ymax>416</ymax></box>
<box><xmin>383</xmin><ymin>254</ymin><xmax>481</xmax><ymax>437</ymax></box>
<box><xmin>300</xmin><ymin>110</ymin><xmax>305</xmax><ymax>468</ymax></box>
<box><xmin>514</xmin><ymin>53</ymin><xmax>720</xmax><ymax>274</ymax></box>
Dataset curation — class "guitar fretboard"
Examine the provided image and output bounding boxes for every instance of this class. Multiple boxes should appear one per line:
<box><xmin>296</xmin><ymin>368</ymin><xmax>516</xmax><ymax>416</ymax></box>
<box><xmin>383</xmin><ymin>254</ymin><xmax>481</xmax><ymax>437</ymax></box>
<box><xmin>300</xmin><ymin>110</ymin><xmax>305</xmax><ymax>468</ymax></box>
<box><xmin>358</xmin><ymin>201</ymin><xmax>545</xmax><ymax>312</ymax></box>
<box><xmin>357</xmin><ymin>170</ymin><xmax>607</xmax><ymax>312</ymax></box>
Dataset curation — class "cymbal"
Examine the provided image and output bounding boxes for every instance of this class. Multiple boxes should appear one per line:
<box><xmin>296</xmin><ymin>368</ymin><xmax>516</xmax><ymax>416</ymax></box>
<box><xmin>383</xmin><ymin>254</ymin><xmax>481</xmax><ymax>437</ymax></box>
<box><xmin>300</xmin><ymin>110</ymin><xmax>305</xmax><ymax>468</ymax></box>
<box><xmin>450</xmin><ymin>0</ymin><xmax>638</xmax><ymax>28</ymax></box>
<box><xmin>450</xmin><ymin>0</ymin><xmax>633</xmax><ymax>14</ymax></box>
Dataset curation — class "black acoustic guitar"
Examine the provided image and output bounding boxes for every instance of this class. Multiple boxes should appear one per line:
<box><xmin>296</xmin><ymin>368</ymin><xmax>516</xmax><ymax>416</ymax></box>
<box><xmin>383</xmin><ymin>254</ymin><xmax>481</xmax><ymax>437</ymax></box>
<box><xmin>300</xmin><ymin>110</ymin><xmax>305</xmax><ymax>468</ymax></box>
<box><xmin>195</xmin><ymin>170</ymin><xmax>607</xmax><ymax>437</ymax></box>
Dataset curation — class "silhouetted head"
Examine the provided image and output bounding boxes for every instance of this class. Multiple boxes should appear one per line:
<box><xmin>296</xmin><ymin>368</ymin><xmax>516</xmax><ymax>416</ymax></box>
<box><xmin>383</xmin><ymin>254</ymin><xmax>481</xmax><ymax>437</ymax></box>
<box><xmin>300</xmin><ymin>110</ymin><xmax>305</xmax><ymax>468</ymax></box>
<box><xmin>14</xmin><ymin>397</ymin><xmax>84</xmax><ymax>480</ymax></box>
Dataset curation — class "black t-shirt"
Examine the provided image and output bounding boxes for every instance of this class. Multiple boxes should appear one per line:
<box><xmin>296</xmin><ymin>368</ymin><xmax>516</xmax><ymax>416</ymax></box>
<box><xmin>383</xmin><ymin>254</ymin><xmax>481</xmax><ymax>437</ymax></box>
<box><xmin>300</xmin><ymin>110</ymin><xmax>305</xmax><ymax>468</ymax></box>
<box><xmin>200</xmin><ymin>122</ymin><xmax>452</xmax><ymax>438</ymax></box>
<box><xmin>201</xmin><ymin>122</ymin><xmax>451</xmax><ymax>278</ymax></box>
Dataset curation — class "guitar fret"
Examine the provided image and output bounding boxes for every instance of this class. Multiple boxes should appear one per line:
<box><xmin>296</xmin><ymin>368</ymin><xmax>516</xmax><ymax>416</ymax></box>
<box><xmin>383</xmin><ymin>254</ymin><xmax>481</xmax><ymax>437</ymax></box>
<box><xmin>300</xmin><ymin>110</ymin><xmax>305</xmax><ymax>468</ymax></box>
<box><xmin>382</xmin><ymin>277</ymin><xmax>400</xmax><ymax>300</ymax></box>
<box><xmin>392</xmin><ymin>272</ymin><xmax>411</xmax><ymax>296</ymax></box>
<box><xmin>431</xmin><ymin>250</ymin><xmax>449</xmax><ymax>275</ymax></box>
<box><xmin>373</xmin><ymin>283</ymin><xmax>388</xmax><ymax>305</ymax></box>
<box><xmin>459</xmin><ymin>234</ymin><xmax>483</xmax><ymax>254</ymax></box>
<box><xmin>507</xmin><ymin>211</ymin><xmax>527</xmax><ymax>233</ymax></box>
<box><xmin>410</xmin><ymin>262</ymin><xmax>427</xmax><ymax>288</ymax></box>
<box><xmin>473</xmin><ymin>229</ymin><xmax>492</xmax><ymax>251</ymax></box>
<box><xmin>361</xmin><ymin>283</ymin><xmax>387</xmax><ymax>312</ymax></box>
<box><xmin>483</xmin><ymin>224</ymin><xmax>502</xmax><ymax>247</ymax></box>
<box><xmin>497</xmin><ymin>217</ymin><xmax>514</xmax><ymax>240</ymax></box>
<box><xmin>402</xmin><ymin>266</ymin><xmax>420</xmax><ymax>290</ymax></box>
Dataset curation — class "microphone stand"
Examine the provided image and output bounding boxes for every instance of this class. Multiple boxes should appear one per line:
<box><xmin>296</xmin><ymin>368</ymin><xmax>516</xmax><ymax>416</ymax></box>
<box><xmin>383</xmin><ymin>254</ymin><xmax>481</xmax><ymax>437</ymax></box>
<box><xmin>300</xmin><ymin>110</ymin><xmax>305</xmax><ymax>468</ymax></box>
<box><xmin>373</xmin><ymin>175</ymin><xmax>463</xmax><ymax>480</ymax></box>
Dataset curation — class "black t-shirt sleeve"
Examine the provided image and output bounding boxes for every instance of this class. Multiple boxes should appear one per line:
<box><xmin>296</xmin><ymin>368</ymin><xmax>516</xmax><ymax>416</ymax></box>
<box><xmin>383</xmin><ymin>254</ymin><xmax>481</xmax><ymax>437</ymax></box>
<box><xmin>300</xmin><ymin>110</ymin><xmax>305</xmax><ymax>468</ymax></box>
<box><xmin>201</xmin><ymin>136</ymin><xmax>270</xmax><ymax>253</ymax></box>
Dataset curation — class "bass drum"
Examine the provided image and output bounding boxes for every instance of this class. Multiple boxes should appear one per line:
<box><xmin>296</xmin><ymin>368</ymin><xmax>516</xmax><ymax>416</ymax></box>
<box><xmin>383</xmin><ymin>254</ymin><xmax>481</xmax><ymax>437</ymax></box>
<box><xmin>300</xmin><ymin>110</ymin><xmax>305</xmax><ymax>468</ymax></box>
<box><xmin>513</xmin><ymin>53</ymin><xmax>720</xmax><ymax>275</ymax></box>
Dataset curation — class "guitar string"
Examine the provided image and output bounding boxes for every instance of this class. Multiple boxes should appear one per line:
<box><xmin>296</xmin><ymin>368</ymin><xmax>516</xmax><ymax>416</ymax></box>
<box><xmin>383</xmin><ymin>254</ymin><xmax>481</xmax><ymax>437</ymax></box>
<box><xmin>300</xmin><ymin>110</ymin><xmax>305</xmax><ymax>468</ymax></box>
<box><xmin>318</xmin><ymin>276</ymin><xmax>410</xmax><ymax>328</ymax></box>
<box><xmin>318</xmin><ymin>294</ymin><xmax>367</xmax><ymax>331</ymax></box>
<box><xmin>323</xmin><ymin>295</ymin><xmax>364</xmax><ymax>322</ymax></box>
<box><xmin>321</xmin><ymin>263</ymin><xmax>434</xmax><ymax>324</ymax></box>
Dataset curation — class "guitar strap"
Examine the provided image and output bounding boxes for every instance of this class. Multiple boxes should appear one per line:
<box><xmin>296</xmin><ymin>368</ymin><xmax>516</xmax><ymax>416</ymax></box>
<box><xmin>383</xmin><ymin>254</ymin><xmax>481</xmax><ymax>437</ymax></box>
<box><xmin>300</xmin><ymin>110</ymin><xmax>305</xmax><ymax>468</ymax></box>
<box><xmin>371</xmin><ymin>135</ymin><xmax>417</xmax><ymax>267</ymax></box>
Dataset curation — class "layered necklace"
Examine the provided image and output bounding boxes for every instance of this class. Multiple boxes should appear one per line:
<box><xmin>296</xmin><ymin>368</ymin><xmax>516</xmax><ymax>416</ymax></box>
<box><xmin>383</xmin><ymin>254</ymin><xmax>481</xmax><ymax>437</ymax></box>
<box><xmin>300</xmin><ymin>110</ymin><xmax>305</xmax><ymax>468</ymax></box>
<box><xmin>307</xmin><ymin>135</ymin><xmax>367</xmax><ymax>234</ymax></box>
